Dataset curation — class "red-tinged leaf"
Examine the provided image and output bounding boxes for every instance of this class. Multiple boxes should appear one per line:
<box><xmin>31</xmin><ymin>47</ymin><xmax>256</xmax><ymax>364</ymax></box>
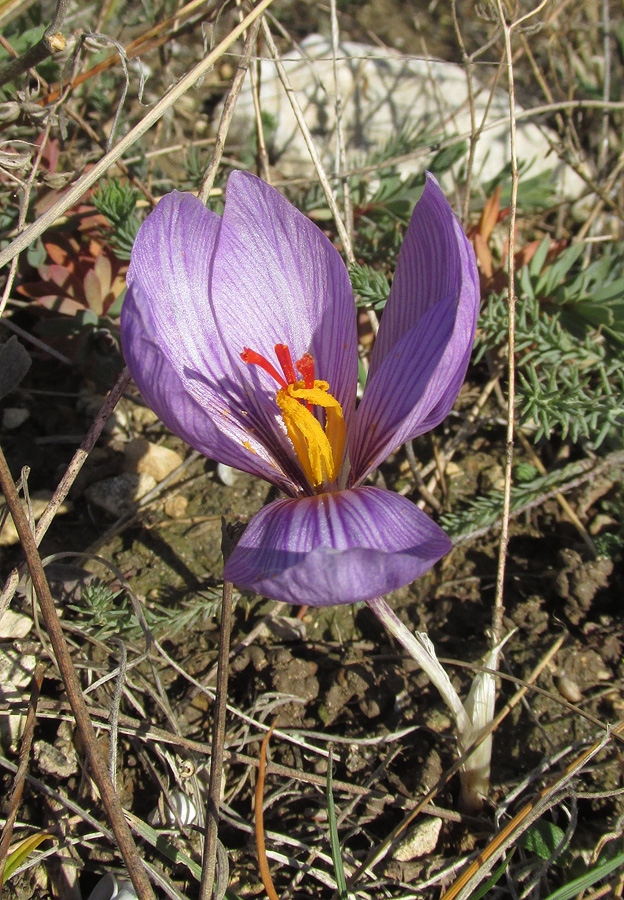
<box><xmin>45</xmin><ymin>242</ymin><xmax>69</xmax><ymax>266</ymax></box>
<box><xmin>83</xmin><ymin>267</ymin><xmax>104</xmax><ymax>316</ymax></box>
<box><xmin>36</xmin><ymin>295</ymin><xmax>86</xmax><ymax>316</ymax></box>
<box><xmin>93</xmin><ymin>253</ymin><xmax>113</xmax><ymax>291</ymax></box>
<box><xmin>474</xmin><ymin>233</ymin><xmax>494</xmax><ymax>278</ymax></box>
<box><xmin>47</xmin><ymin>264</ymin><xmax>74</xmax><ymax>290</ymax></box>
<box><xmin>514</xmin><ymin>239</ymin><xmax>541</xmax><ymax>269</ymax></box>
<box><xmin>479</xmin><ymin>185</ymin><xmax>501</xmax><ymax>241</ymax></box>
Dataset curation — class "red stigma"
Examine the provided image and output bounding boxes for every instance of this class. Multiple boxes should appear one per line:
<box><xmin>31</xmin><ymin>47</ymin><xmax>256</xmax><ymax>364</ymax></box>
<box><xmin>242</xmin><ymin>344</ymin><xmax>317</xmax><ymax>404</ymax></box>
<box><xmin>274</xmin><ymin>344</ymin><xmax>298</xmax><ymax>385</ymax></box>
<box><xmin>295</xmin><ymin>353</ymin><xmax>315</xmax><ymax>390</ymax></box>
<box><xmin>241</xmin><ymin>348</ymin><xmax>288</xmax><ymax>389</ymax></box>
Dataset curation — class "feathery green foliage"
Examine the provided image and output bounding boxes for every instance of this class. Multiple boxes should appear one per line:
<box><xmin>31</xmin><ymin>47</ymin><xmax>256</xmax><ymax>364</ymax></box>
<box><xmin>92</xmin><ymin>178</ymin><xmax>141</xmax><ymax>260</ymax></box>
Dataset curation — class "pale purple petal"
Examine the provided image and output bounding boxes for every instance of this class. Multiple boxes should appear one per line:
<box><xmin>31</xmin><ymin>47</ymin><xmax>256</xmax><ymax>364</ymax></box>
<box><xmin>210</xmin><ymin>172</ymin><xmax>358</xmax><ymax>426</ymax></box>
<box><xmin>125</xmin><ymin>191</ymin><xmax>235</xmax><ymax>387</ymax></box>
<box><xmin>349</xmin><ymin>177</ymin><xmax>479</xmax><ymax>481</ymax></box>
<box><xmin>122</xmin><ymin>282</ymin><xmax>298</xmax><ymax>491</ymax></box>
<box><xmin>369</xmin><ymin>173</ymin><xmax>477</xmax><ymax>377</ymax></box>
<box><xmin>224</xmin><ymin>486</ymin><xmax>451</xmax><ymax>606</ymax></box>
<box><xmin>121</xmin><ymin>192</ymin><xmax>304</xmax><ymax>490</ymax></box>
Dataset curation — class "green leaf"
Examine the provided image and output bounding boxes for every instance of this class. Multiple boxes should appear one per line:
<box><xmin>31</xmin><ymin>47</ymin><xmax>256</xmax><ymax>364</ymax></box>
<box><xmin>529</xmin><ymin>235</ymin><xmax>551</xmax><ymax>279</ymax></box>
<box><xmin>521</xmin><ymin>820</ymin><xmax>566</xmax><ymax>860</ymax></box>
<box><xmin>326</xmin><ymin>749</ymin><xmax>349</xmax><ymax>900</ymax></box>
<box><xmin>542</xmin><ymin>851</ymin><xmax>624</xmax><ymax>900</ymax></box>
<box><xmin>429</xmin><ymin>140</ymin><xmax>468</xmax><ymax>175</ymax></box>
<box><xmin>2</xmin><ymin>833</ymin><xmax>54</xmax><ymax>885</ymax></box>
<box><xmin>465</xmin><ymin>855</ymin><xmax>510</xmax><ymax>900</ymax></box>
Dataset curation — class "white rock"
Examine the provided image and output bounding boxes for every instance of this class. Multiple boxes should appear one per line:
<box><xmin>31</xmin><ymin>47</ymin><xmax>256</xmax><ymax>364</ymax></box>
<box><xmin>147</xmin><ymin>790</ymin><xmax>198</xmax><ymax>827</ymax></box>
<box><xmin>87</xmin><ymin>873</ymin><xmax>138</xmax><ymax>900</ymax></box>
<box><xmin>226</xmin><ymin>34</ymin><xmax>585</xmax><ymax>199</ymax></box>
<box><xmin>217</xmin><ymin>462</ymin><xmax>238</xmax><ymax>486</ymax></box>
<box><xmin>0</xmin><ymin>648</ymin><xmax>37</xmax><ymax>748</ymax></box>
<box><xmin>394</xmin><ymin>816</ymin><xmax>442</xmax><ymax>861</ymax></box>
<box><xmin>0</xmin><ymin>609</ymin><xmax>33</xmax><ymax>638</ymax></box>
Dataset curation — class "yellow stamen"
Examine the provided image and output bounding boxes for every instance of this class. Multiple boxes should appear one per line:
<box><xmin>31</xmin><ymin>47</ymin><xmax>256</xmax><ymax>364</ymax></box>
<box><xmin>276</xmin><ymin>380</ymin><xmax>346</xmax><ymax>489</ymax></box>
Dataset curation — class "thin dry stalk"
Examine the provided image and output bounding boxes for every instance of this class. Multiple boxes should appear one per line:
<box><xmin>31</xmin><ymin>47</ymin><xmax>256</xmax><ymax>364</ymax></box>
<box><xmin>198</xmin><ymin>569</ymin><xmax>234</xmax><ymax>900</ymax></box>
<box><xmin>198</xmin><ymin>16</ymin><xmax>262</xmax><ymax>204</ymax></box>
<box><xmin>0</xmin><ymin>445</ymin><xmax>155</xmax><ymax>899</ymax></box>
<box><xmin>490</xmin><ymin>0</ymin><xmax>550</xmax><ymax>645</ymax></box>
<box><xmin>260</xmin><ymin>19</ymin><xmax>354</xmax><ymax>266</ymax></box>
<box><xmin>249</xmin><ymin>30</ymin><xmax>271</xmax><ymax>182</ymax></box>
<box><xmin>0</xmin><ymin>663</ymin><xmax>43</xmax><ymax>884</ymax></box>
<box><xmin>0</xmin><ymin>368</ymin><xmax>131</xmax><ymax>621</ymax></box>
<box><xmin>0</xmin><ymin>0</ymin><xmax>278</xmax><ymax>270</ymax></box>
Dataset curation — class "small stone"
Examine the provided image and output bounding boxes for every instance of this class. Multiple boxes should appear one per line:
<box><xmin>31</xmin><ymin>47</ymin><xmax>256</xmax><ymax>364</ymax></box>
<box><xmin>124</xmin><ymin>438</ymin><xmax>183</xmax><ymax>482</ymax></box>
<box><xmin>217</xmin><ymin>463</ymin><xmax>238</xmax><ymax>486</ymax></box>
<box><xmin>0</xmin><ymin>493</ymin><xmax>70</xmax><ymax>546</ymax></box>
<box><xmin>163</xmin><ymin>494</ymin><xmax>188</xmax><ymax>518</ymax></box>
<box><xmin>131</xmin><ymin>406</ymin><xmax>159</xmax><ymax>427</ymax></box>
<box><xmin>0</xmin><ymin>647</ymin><xmax>37</xmax><ymax>748</ymax></box>
<box><xmin>394</xmin><ymin>817</ymin><xmax>443</xmax><ymax>861</ymax></box>
<box><xmin>557</xmin><ymin>674</ymin><xmax>583</xmax><ymax>703</ymax></box>
<box><xmin>34</xmin><ymin>738</ymin><xmax>78</xmax><ymax>777</ymax></box>
<box><xmin>85</xmin><ymin>472</ymin><xmax>156</xmax><ymax>516</ymax></box>
<box><xmin>0</xmin><ymin>609</ymin><xmax>32</xmax><ymax>639</ymax></box>
<box><xmin>2</xmin><ymin>407</ymin><xmax>29</xmax><ymax>429</ymax></box>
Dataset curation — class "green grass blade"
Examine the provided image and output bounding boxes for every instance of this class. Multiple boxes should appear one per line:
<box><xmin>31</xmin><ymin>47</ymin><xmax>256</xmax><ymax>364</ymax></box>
<box><xmin>543</xmin><ymin>851</ymin><xmax>624</xmax><ymax>900</ymax></box>
<box><xmin>326</xmin><ymin>747</ymin><xmax>349</xmax><ymax>900</ymax></box>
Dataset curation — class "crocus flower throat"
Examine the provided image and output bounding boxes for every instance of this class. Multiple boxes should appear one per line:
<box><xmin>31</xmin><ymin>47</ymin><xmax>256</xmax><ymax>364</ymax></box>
<box><xmin>241</xmin><ymin>343</ymin><xmax>346</xmax><ymax>492</ymax></box>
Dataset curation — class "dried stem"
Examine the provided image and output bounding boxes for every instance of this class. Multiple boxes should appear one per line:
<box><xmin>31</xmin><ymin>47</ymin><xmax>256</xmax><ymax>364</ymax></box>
<box><xmin>0</xmin><ymin>368</ymin><xmax>131</xmax><ymax>621</ymax></box>
<box><xmin>0</xmin><ymin>663</ymin><xmax>44</xmax><ymax>884</ymax></box>
<box><xmin>260</xmin><ymin>19</ymin><xmax>354</xmax><ymax>265</ymax></box>
<box><xmin>0</xmin><ymin>445</ymin><xmax>155</xmax><ymax>899</ymax></box>
<box><xmin>0</xmin><ymin>0</ymin><xmax>68</xmax><ymax>87</ymax></box>
<box><xmin>198</xmin><ymin>524</ymin><xmax>237</xmax><ymax>900</ymax></box>
<box><xmin>0</xmin><ymin>0</ymin><xmax>277</xmax><ymax>270</ymax></box>
<box><xmin>198</xmin><ymin>16</ymin><xmax>262</xmax><ymax>204</ymax></box>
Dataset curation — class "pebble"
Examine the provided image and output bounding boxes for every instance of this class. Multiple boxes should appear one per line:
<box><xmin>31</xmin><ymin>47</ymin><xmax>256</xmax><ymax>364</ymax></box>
<box><xmin>0</xmin><ymin>609</ymin><xmax>33</xmax><ymax>639</ymax></box>
<box><xmin>0</xmin><ymin>493</ymin><xmax>70</xmax><ymax>546</ymax></box>
<box><xmin>124</xmin><ymin>438</ymin><xmax>183</xmax><ymax>482</ymax></box>
<box><xmin>87</xmin><ymin>874</ymin><xmax>138</xmax><ymax>900</ymax></box>
<box><xmin>147</xmin><ymin>790</ymin><xmax>198</xmax><ymax>827</ymax></box>
<box><xmin>163</xmin><ymin>494</ymin><xmax>188</xmax><ymax>518</ymax></box>
<box><xmin>0</xmin><ymin>647</ymin><xmax>36</xmax><ymax>748</ymax></box>
<box><xmin>557</xmin><ymin>674</ymin><xmax>583</xmax><ymax>704</ymax></box>
<box><xmin>217</xmin><ymin>462</ymin><xmax>238</xmax><ymax>486</ymax></box>
<box><xmin>84</xmin><ymin>472</ymin><xmax>156</xmax><ymax>516</ymax></box>
<box><xmin>2</xmin><ymin>407</ymin><xmax>29</xmax><ymax>429</ymax></box>
<box><xmin>394</xmin><ymin>817</ymin><xmax>443</xmax><ymax>861</ymax></box>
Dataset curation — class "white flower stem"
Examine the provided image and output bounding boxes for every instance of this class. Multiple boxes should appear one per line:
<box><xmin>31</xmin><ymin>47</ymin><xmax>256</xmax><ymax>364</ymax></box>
<box><xmin>366</xmin><ymin>596</ymin><xmax>471</xmax><ymax>735</ymax></box>
<box><xmin>367</xmin><ymin>595</ymin><xmax>502</xmax><ymax>812</ymax></box>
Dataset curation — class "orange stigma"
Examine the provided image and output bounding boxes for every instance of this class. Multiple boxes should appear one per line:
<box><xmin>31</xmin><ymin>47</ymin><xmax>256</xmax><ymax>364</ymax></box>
<box><xmin>241</xmin><ymin>344</ymin><xmax>346</xmax><ymax>490</ymax></box>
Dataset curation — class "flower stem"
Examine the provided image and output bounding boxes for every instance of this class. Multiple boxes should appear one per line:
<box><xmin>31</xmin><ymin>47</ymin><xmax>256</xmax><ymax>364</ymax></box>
<box><xmin>366</xmin><ymin>596</ymin><xmax>471</xmax><ymax>735</ymax></box>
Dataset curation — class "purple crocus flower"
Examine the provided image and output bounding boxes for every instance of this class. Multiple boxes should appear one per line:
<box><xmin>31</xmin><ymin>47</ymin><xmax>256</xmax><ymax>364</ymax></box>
<box><xmin>121</xmin><ymin>171</ymin><xmax>479</xmax><ymax>607</ymax></box>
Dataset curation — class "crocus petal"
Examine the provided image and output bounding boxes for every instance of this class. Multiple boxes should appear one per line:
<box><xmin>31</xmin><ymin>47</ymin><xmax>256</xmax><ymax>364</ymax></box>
<box><xmin>224</xmin><ymin>486</ymin><xmax>451</xmax><ymax>606</ymax></box>
<box><xmin>349</xmin><ymin>176</ymin><xmax>479</xmax><ymax>481</ymax></box>
<box><xmin>210</xmin><ymin>172</ymin><xmax>358</xmax><ymax>425</ymax></box>
<box><xmin>121</xmin><ymin>191</ymin><xmax>302</xmax><ymax>490</ymax></box>
<box><xmin>122</xmin><ymin>281</ymin><xmax>297</xmax><ymax>491</ymax></box>
<box><xmin>124</xmin><ymin>191</ymin><xmax>234</xmax><ymax>389</ymax></box>
<box><xmin>368</xmin><ymin>174</ymin><xmax>477</xmax><ymax>375</ymax></box>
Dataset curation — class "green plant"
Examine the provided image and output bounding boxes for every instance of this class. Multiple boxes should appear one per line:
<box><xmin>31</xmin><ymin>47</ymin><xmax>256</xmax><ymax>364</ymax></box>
<box><xmin>92</xmin><ymin>178</ymin><xmax>142</xmax><ymax>260</ymax></box>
